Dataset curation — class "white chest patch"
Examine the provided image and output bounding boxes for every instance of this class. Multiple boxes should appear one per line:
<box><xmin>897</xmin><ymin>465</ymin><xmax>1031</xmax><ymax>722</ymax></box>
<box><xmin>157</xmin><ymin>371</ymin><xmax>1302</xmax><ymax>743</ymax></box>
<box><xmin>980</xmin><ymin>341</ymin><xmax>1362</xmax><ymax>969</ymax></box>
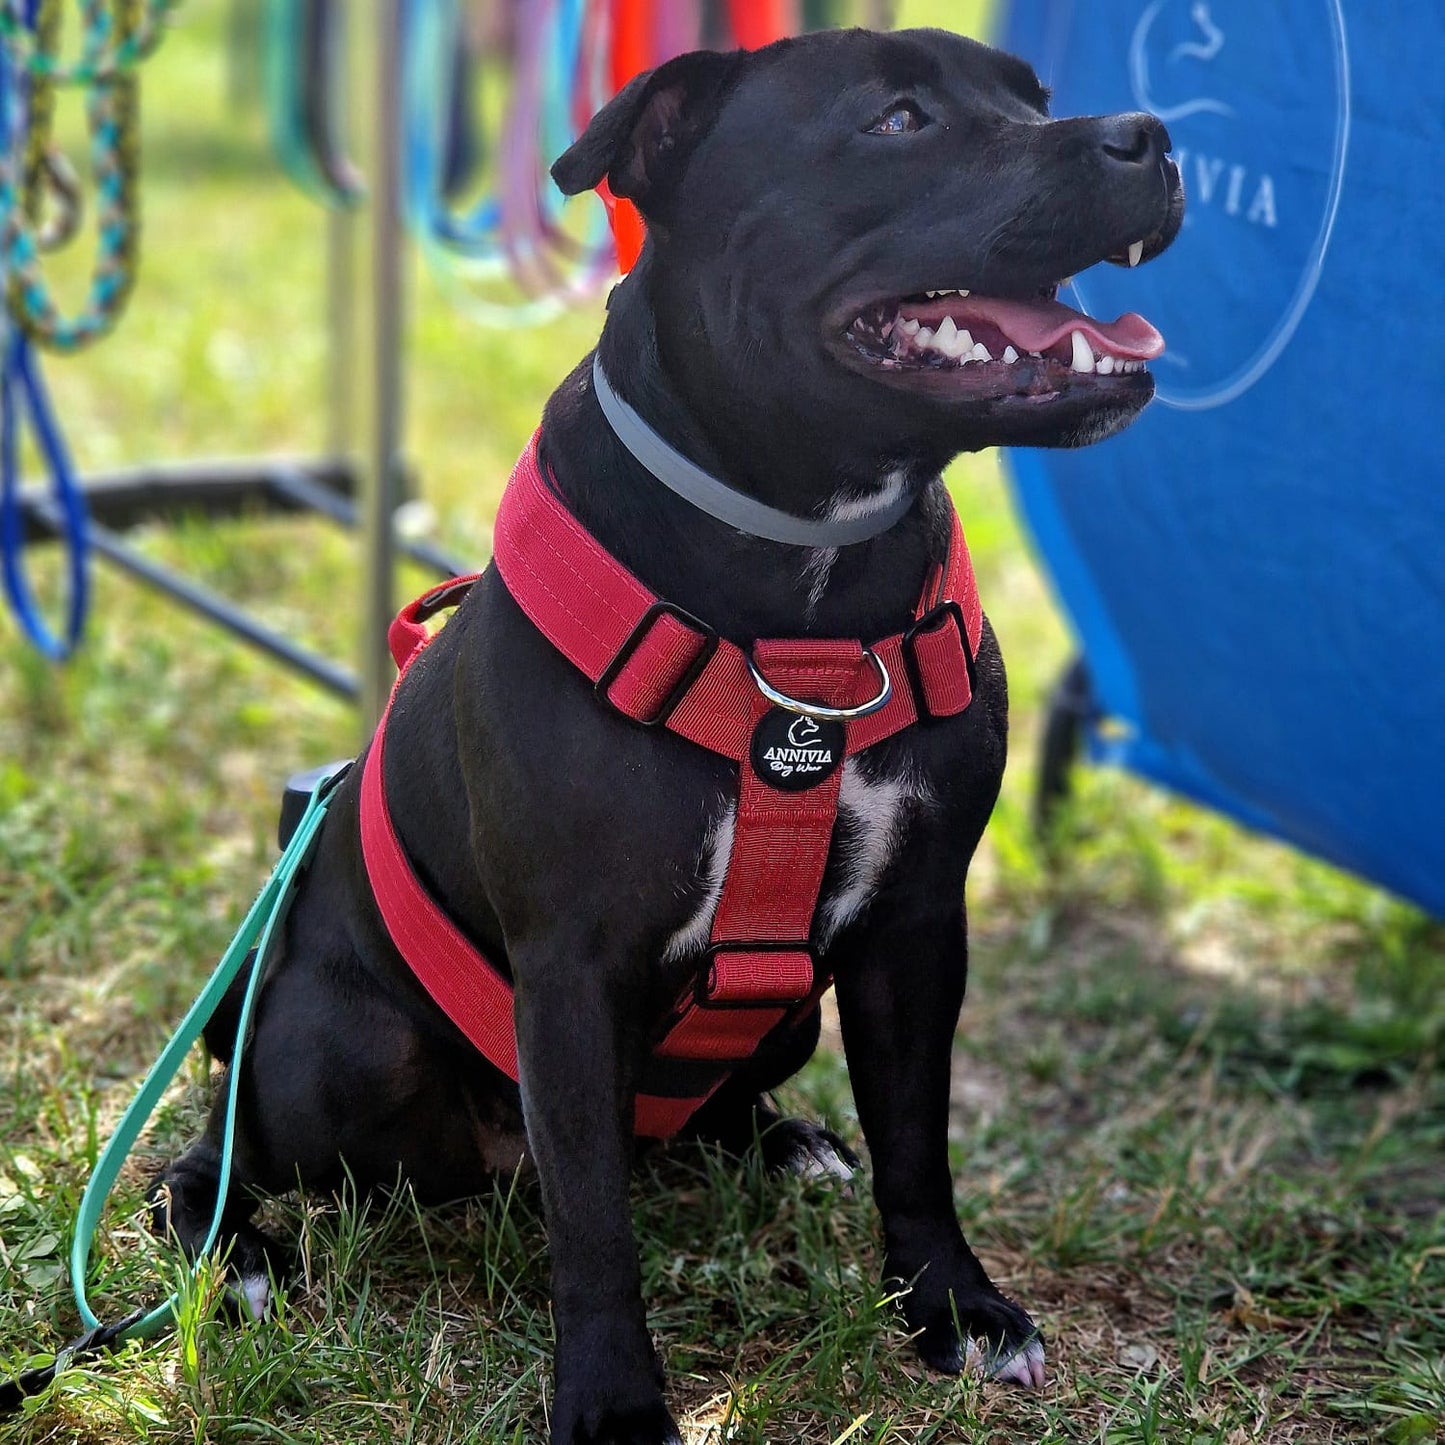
<box><xmin>661</xmin><ymin>760</ymin><xmax>931</xmax><ymax>962</ymax></box>
<box><xmin>661</xmin><ymin>798</ymin><xmax>737</xmax><ymax>963</ymax></box>
<box><xmin>801</xmin><ymin>468</ymin><xmax>910</xmax><ymax>622</ymax></box>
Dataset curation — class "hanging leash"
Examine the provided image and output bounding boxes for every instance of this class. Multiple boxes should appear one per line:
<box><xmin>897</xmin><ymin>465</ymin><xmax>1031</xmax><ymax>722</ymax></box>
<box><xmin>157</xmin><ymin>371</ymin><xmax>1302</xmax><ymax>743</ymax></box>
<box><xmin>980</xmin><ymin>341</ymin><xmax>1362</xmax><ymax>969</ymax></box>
<box><xmin>0</xmin><ymin>326</ymin><xmax>89</xmax><ymax>657</ymax></box>
<box><xmin>0</xmin><ymin>0</ymin><xmax>146</xmax><ymax>353</ymax></box>
<box><xmin>399</xmin><ymin>0</ymin><xmax>615</xmax><ymax>324</ymax></box>
<box><xmin>0</xmin><ymin>766</ymin><xmax>347</xmax><ymax>1411</ymax></box>
<box><xmin>0</xmin><ymin>0</ymin><xmax>176</xmax><ymax>85</ymax></box>
<box><xmin>262</xmin><ymin>0</ymin><xmax>363</xmax><ymax>208</ymax></box>
<box><xmin>0</xmin><ymin>20</ymin><xmax>89</xmax><ymax>658</ymax></box>
<box><xmin>0</xmin><ymin>0</ymin><xmax>173</xmax><ymax>654</ymax></box>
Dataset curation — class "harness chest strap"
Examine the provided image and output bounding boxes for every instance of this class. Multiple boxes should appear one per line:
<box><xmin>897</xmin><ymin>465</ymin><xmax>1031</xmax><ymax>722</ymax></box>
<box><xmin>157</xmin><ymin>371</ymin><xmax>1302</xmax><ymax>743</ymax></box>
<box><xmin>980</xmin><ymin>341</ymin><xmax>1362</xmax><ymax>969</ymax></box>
<box><xmin>361</xmin><ymin>433</ymin><xmax>983</xmax><ymax>1138</ymax></box>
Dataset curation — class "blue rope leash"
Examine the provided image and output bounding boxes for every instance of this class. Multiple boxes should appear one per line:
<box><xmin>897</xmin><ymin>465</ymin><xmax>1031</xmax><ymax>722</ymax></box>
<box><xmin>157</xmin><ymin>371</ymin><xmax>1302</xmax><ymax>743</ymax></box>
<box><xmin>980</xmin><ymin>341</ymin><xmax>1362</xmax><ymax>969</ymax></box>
<box><xmin>0</xmin><ymin>27</ymin><xmax>89</xmax><ymax>660</ymax></box>
<box><xmin>0</xmin><ymin>327</ymin><xmax>89</xmax><ymax>658</ymax></box>
<box><xmin>400</xmin><ymin>0</ymin><xmax>499</xmax><ymax>257</ymax></box>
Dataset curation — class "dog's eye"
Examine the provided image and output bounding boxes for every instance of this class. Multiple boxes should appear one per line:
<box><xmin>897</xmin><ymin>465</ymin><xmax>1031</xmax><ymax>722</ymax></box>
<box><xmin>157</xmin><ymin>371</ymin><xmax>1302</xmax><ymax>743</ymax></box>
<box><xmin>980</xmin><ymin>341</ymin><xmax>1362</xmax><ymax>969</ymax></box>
<box><xmin>867</xmin><ymin>103</ymin><xmax>924</xmax><ymax>136</ymax></box>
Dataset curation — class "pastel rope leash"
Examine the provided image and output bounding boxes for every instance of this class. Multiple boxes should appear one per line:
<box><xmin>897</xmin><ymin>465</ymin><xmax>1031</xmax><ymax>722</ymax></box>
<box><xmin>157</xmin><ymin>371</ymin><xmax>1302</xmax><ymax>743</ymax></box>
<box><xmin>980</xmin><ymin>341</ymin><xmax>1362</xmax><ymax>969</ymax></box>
<box><xmin>400</xmin><ymin>0</ymin><xmax>615</xmax><ymax>326</ymax></box>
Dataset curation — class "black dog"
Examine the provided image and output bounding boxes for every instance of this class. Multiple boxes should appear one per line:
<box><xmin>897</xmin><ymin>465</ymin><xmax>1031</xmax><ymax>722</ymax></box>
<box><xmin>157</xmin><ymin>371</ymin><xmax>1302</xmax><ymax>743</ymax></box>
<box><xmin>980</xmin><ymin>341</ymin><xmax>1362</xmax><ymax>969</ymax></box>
<box><xmin>153</xmin><ymin>27</ymin><xmax>1181</xmax><ymax>1444</ymax></box>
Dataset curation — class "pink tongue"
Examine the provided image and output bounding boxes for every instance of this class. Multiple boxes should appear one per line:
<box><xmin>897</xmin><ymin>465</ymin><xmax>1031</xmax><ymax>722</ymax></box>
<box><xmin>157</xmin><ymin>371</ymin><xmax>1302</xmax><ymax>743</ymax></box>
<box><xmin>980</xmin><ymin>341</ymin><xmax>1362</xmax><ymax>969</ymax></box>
<box><xmin>907</xmin><ymin>295</ymin><xmax>1165</xmax><ymax>360</ymax></box>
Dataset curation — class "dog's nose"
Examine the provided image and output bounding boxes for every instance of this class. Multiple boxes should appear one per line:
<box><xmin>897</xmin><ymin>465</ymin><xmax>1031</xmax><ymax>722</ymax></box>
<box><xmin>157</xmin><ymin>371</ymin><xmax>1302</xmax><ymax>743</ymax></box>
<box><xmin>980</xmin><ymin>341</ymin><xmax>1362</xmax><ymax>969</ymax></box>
<box><xmin>1096</xmin><ymin>112</ymin><xmax>1171</xmax><ymax>170</ymax></box>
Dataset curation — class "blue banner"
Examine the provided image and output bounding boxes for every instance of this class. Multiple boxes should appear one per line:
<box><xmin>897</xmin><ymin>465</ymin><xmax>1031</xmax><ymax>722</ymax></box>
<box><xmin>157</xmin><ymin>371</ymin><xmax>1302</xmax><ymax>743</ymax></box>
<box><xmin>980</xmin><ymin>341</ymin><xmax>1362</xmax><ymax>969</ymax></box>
<box><xmin>1002</xmin><ymin>1</ymin><xmax>1445</xmax><ymax>915</ymax></box>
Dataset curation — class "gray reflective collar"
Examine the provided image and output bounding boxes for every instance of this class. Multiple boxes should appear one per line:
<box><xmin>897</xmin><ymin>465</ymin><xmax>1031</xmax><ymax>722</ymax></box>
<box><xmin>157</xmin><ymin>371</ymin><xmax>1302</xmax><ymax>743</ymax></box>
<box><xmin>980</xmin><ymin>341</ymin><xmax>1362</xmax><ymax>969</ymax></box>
<box><xmin>591</xmin><ymin>354</ymin><xmax>918</xmax><ymax>547</ymax></box>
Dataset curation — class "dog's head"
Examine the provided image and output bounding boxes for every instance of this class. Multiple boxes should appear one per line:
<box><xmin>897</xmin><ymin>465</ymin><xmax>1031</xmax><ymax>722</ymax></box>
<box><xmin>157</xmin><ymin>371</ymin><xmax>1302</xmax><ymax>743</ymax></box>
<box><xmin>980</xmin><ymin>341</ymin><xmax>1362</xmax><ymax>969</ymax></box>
<box><xmin>554</xmin><ymin>27</ymin><xmax>1184</xmax><ymax>474</ymax></box>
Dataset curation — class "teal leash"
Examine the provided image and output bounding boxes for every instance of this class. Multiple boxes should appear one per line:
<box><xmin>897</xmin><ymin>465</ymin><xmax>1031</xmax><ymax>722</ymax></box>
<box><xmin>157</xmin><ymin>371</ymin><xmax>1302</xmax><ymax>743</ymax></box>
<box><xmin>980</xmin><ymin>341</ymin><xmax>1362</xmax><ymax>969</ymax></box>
<box><xmin>0</xmin><ymin>765</ymin><xmax>346</xmax><ymax>1411</ymax></box>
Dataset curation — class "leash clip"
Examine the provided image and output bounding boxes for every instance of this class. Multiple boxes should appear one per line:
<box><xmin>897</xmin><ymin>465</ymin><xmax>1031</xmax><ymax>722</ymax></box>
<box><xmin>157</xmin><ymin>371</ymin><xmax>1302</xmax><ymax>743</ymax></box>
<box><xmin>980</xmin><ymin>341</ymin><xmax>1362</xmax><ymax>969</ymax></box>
<box><xmin>746</xmin><ymin>647</ymin><xmax>892</xmax><ymax>721</ymax></box>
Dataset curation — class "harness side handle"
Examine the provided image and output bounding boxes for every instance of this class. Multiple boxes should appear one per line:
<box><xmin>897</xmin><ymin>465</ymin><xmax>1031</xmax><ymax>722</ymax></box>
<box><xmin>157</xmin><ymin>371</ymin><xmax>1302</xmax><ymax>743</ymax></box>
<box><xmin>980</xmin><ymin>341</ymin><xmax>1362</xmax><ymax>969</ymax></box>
<box><xmin>386</xmin><ymin>572</ymin><xmax>480</xmax><ymax>671</ymax></box>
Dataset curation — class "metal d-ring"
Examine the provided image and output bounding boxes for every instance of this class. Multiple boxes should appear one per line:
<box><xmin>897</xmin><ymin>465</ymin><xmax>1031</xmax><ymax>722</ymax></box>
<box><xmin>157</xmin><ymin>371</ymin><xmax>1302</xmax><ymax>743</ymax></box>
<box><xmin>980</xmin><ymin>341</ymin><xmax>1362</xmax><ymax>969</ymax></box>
<box><xmin>746</xmin><ymin>647</ymin><xmax>893</xmax><ymax>721</ymax></box>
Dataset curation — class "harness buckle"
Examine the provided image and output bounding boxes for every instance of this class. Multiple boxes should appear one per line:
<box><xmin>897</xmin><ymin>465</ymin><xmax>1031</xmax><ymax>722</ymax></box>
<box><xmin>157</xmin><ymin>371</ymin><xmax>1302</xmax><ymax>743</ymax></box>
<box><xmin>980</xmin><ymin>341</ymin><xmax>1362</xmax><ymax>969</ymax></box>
<box><xmin>596</xmin><ymin>600</ymin><xmax>719</xmax><ymax>727</ymax></box>
<box><xmin>696</xmin><ymin>940</ymin><xmax>816</xmax><ymax>1008</ymax></box>
<box><xmin>902</xmin><ymin>600</ymin><xmax>976</xmax><ymax>723</ymax></box>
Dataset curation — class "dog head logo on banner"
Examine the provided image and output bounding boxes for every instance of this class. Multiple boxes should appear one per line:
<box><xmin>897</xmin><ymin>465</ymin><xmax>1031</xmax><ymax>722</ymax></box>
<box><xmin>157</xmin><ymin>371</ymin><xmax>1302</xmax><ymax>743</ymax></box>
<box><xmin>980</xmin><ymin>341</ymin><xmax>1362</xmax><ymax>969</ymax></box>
<box><xmin>1032</xmin><ymin>0</ymin><xmax>1350</xmax><ymax>411</ymax></box>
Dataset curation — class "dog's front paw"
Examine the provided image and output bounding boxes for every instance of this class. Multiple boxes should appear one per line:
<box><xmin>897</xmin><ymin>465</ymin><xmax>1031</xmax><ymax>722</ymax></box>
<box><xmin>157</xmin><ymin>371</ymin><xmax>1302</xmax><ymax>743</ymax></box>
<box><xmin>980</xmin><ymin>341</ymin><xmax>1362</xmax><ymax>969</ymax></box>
<box><xmin>552</xmin><ymin>1333</ymin><xmax>680</xmax><ymax>1445</ymax></box>
<box><xmin>551</xmin><ymin>1390</ymin><xmax>681</xmax><ymax>1445</ymax></box>
<box><xmin>904</xmin><ymin>1280</ymin><xmax>1045</xmax><ymax>1389</ymax></box>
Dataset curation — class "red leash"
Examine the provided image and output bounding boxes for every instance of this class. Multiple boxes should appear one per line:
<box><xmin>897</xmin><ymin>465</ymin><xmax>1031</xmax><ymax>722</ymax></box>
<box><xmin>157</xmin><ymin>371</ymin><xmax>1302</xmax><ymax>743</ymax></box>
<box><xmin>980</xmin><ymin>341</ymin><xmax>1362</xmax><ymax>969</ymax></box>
<box><xmin>360</xmin><ymin>432</ymin><xmax>981</xmax><ymax>1137</ymax></box>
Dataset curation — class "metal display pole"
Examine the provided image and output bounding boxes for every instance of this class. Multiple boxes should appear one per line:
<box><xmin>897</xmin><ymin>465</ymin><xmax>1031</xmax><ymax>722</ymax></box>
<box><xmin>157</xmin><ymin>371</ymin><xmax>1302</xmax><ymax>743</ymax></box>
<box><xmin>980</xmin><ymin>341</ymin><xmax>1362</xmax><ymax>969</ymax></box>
<box><xmin>325</xmin><ymin>207</ymin><xmax>356</xmax><ymax>459</ymax></box>
<box><xmin>351</xmin><ymin>0</ymin><xmax>407</xmax><ymax>732</ymax></box>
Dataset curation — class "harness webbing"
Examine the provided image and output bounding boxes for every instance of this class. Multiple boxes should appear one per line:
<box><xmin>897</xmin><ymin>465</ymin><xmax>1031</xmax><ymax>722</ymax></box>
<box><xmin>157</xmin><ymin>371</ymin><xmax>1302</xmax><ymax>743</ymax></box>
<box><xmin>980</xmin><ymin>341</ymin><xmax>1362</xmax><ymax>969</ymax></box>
<box><xmin>360</xmin><ymin>431</ymin><xmax>983</xmax><ymax>1138</ymax></box>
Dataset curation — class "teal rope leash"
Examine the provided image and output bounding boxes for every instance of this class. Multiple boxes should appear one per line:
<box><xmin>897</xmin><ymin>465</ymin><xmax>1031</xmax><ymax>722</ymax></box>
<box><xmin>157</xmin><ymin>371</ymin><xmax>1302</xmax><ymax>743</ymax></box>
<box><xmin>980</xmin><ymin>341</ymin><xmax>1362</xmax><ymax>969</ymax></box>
<box><xmin>0</xmin><ymin>765</ymin><xmax>346</xmax><ymax>1410</ymax></box>
<box><xmin>0</xmin><ymin>0</ymin><xmax>178</xmax><ymax>85</ymax></box>
<box><xmin>0</xmin><ymin>0</ymin><xmax>150</xmax><ymax>352</ymax></box>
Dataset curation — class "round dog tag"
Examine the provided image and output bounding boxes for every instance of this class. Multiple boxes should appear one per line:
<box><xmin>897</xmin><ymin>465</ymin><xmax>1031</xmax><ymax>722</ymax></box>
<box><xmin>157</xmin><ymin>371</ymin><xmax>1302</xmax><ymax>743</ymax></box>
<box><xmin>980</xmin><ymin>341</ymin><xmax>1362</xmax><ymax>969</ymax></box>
<box><xmin>750</xmin><ymin>708</ymin><xmax>845</xmax><ymax>791</ymax></box>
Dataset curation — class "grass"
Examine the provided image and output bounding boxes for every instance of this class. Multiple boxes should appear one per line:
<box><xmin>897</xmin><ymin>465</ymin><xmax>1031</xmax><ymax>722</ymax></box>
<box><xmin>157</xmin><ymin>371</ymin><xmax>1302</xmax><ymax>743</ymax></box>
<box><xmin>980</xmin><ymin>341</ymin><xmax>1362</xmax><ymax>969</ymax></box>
<box><xmin>2</xmin><ymin>1</ymin><xmax>1442</xmax><ymax>1441</ymax></box>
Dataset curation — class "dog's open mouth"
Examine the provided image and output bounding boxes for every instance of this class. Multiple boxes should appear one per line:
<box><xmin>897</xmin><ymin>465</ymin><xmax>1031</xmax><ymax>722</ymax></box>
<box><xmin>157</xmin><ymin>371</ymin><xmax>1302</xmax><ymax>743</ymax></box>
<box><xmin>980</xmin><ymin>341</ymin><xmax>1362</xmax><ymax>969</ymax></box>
<box><xmin>840</xmin><ymin>239</ymin><xmax>1168</xmax><ymax>400</ymax></box>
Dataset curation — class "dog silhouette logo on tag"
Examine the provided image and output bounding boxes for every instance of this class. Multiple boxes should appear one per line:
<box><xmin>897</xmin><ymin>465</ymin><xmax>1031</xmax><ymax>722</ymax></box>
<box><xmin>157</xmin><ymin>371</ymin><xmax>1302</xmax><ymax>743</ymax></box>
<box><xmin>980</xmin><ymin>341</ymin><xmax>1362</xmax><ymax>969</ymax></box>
<box><xmin>751</xmin><ymin>709</ymin><xmax>845</xmax><ymax>791</ymax></box>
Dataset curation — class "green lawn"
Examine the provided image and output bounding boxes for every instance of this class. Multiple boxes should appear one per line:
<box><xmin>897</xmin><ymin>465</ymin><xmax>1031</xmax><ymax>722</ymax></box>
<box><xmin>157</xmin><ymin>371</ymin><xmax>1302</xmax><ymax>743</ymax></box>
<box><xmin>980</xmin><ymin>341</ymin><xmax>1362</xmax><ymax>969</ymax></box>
<box><xmin>1</xmin><ymin>3</ymin><xmax>1441</xmax><ymax>1442</ymax></box>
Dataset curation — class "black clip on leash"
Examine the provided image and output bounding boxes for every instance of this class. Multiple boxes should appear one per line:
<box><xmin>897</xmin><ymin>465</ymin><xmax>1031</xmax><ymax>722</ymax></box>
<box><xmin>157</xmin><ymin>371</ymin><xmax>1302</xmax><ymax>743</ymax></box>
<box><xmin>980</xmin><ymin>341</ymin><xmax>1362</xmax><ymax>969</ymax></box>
<box><xmin>0</xmin><ymin>1310</ymin><xmax>145</xmax><ymax>1412</ymax></box>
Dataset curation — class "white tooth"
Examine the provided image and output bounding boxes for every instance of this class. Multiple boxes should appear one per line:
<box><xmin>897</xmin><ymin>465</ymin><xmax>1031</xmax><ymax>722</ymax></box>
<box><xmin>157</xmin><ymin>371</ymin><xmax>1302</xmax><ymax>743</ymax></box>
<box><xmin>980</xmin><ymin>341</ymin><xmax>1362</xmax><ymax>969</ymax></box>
<box><xmin>949</xmin><ymin>328</ymin><xmax>975</xmax><ymax>361</ymax></box>
<box><xmin>925</xmin><ymin>290</ymin><xmax>940</xmax><ymax>298</ymax></box>
<box><xmin>1002</xmin><ymin>345</ymin><xmax>1019</xmax><ymax>363</ymax></box>
<box><xmin>933</xmin><ymin>316</ymin><xmax>968</xmax><ymax>358</ymax></box>
<box><xmin>957</xmin><ymin>289</ymin><xmax>970</xmax><ymax>297</ymax></box>
<box><xmin>914</xmin><ymin>327</ymin><xmax>934</xmax><ymax>347</ymax></box>
<box><xmin>899</xmin><ymin>317</ymin><xmax>921</xmax><ymax>336</ymax></box>
<box><xmin>1070</xmin><ymin>330</ymin><xmax>1094</xmax><ymax>373</ymax></box>
<box><xmin>970</xmin><ymin>341</ymin><xmax>992</xmax><ymax>363</ymax></box>
<box><xmin>1097</xmin><ymin>353</ymin><xmax>1115</xmax><ymax>375</ymax></box>
<box><xmin>1128</xmin><ymin>240</ymin><xmax>1144</xmax><ymax>268</ymax></box>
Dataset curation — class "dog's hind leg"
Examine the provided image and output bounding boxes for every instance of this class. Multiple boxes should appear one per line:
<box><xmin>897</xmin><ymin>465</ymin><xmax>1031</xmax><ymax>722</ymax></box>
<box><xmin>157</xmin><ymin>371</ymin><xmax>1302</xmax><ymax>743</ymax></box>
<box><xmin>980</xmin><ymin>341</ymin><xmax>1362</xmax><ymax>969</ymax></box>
<box><xmin>685</xmin><ymin>1006</ymin><xmax>859</xmax><ymax>1185</ymax></box>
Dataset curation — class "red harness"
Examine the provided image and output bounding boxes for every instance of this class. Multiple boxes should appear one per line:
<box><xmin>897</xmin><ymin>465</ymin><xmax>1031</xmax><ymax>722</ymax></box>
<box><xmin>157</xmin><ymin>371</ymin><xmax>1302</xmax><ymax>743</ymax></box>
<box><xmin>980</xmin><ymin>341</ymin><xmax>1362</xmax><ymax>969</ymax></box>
<box><xmin>359</xmin><ymin>432</ymin><xmax>982</xmax><ymax>1138</ymax></box>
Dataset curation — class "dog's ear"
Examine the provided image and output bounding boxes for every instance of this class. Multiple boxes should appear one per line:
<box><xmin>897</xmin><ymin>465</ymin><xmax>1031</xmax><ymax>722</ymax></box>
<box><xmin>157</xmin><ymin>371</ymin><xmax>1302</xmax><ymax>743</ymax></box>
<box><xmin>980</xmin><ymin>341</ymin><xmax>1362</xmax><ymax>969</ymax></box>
<box><xmin>551</xmin><ymin>51</ymin><xmax>742</xmax><ymax>210</ymax></box>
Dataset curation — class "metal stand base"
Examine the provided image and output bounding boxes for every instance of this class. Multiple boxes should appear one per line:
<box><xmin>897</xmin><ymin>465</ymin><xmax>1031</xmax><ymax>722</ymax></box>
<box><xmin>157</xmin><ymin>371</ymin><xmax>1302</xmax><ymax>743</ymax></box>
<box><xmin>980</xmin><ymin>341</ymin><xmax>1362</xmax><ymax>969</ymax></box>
<box><xmin>14</xmin><ymin>459</ymin><xmax>470</xmax><ymax>702</ymax></box>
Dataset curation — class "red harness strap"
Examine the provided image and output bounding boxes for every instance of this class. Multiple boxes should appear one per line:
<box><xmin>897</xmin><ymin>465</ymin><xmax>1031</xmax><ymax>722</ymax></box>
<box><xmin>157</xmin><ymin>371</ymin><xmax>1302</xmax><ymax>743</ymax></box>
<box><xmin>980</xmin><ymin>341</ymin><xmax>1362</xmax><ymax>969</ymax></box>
<box><xmin>359</xmin><ymin>433</ymin><xmax>982</xmax><ymax>1138</ymax></box>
